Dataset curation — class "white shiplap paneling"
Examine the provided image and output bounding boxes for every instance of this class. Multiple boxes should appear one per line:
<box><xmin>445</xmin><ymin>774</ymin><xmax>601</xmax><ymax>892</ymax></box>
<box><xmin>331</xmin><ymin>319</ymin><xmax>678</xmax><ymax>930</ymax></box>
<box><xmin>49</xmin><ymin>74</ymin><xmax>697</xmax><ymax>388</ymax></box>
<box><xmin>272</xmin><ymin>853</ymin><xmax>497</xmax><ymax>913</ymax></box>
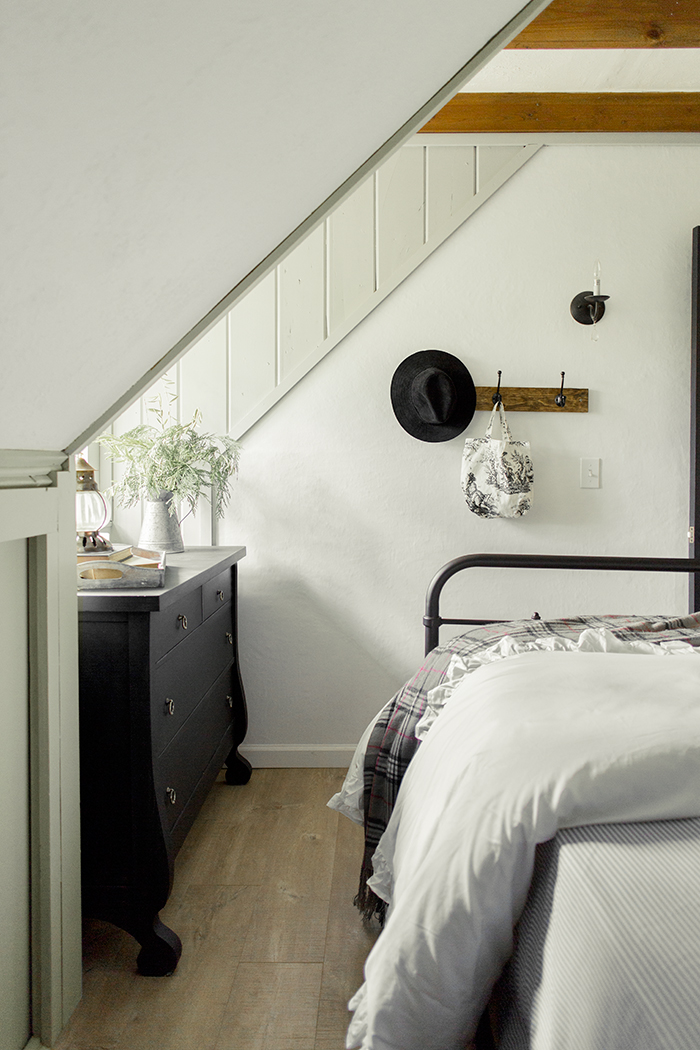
<box><xmin>476</xmin><ymin>145</ymin><xmax>528</xmax><ymax>192</ymax></box>
<box><xmin>179</xmin><ymin>324</ymin><xmax>228</xmax><ymax>546</ymax></box>
<box><xmin>327</xmin><ymin>177</ymin><xmax>375</xmax><ymax>335</ymax></box>
<box><xmin>427</xmin><ymin>145</ymin><xmax>476</xmax><ymax>241</ymax></box>
<box><xmin>376</xmin><ymin>146</ymin><xmax>425</xmax><ymax>288</ymax></box>
<box><xmin>180</xmin><ymin>321</ymin><xmax>228</xmax><ymax>436</ymax></box>
<box><xmin>229</xmin><ymin>272</ymin><xmax>277</xmax><ymax>435</ymax></box>
<box><xmin>108</xmin><ymin>399</ymin><xmax>142</xmax><ymax>545</ymax></box>
<box><xmin>142</xmin><ymin>369</ymin><xmax>178</xmax><ymax>424</ymax></box>
<box><xmin>278</xmin><ymin>224</ymin><xmax>325</xmax><ymax>383</ymax></box>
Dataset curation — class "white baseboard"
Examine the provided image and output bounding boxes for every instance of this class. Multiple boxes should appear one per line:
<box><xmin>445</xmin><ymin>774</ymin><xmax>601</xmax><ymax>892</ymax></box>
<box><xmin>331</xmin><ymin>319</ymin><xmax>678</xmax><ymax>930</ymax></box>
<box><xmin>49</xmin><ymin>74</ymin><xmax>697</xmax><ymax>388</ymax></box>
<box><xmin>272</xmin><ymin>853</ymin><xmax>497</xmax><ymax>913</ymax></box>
<box><xmin>240</xmin><ymin>745</ymin><xmax>356</xmax><ymax>768</ymax></box>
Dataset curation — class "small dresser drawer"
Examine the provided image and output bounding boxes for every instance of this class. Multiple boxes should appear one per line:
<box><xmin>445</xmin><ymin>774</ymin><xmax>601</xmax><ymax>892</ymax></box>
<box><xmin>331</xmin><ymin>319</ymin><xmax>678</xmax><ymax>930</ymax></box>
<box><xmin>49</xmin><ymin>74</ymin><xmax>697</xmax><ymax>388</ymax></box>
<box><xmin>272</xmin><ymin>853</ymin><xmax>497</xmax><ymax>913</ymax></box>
<box><xmin>152</xmin><ymin>602</ymin><xmax>235</xmax><ymax>756</ymax></box>
<box><xmin>150</xmin><ymin>589</ymin><xmax>203</xmax><ymax>659</ymax></box>
<box><xmin>202</xmin><ymin>567</ymin><xmax>231</xmax><ymax>619</ymax></box>
<box><xmin>155</xmin><ymin>666</ymin><xmax>237</xmax><ymax>831</ymax></box>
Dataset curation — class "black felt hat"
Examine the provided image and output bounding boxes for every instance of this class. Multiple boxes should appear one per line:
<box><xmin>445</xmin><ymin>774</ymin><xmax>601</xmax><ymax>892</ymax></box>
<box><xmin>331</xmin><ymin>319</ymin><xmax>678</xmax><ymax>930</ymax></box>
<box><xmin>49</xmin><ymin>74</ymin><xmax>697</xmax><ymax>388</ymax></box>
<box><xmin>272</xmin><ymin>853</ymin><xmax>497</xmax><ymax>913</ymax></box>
<box><xmin>390</xmin><ymin>350</ymin><xmax>476</xmax><ymax>442</ymax></box>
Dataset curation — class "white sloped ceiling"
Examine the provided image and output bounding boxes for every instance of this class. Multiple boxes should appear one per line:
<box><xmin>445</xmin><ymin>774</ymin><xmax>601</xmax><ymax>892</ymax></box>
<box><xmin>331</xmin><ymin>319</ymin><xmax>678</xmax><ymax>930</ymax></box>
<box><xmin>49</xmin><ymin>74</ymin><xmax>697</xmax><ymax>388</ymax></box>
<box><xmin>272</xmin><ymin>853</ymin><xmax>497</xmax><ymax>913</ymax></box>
<box><xmin>1</xmin><ymin>0</ymin><xmax>544</xmax><ymax>452</ymax></box>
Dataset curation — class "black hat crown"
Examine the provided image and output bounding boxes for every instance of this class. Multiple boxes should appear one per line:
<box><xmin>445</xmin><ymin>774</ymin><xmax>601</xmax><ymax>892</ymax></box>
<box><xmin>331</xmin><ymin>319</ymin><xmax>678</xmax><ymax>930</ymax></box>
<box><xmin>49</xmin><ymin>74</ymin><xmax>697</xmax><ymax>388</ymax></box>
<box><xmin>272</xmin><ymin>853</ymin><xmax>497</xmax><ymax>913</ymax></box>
<box><xmin>391</xmin><ymin>350</ymin><xmax>476</xmax><ymax>442</ymax></box>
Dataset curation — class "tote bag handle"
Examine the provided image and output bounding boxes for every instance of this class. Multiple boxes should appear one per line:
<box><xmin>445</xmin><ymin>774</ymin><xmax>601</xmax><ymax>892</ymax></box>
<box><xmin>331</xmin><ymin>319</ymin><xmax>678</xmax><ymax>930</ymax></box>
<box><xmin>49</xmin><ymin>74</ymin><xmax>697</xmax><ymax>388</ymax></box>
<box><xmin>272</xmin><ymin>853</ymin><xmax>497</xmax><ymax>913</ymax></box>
<box><xmin>484</xmin><ymin>401</ymin><xmax>513</xmax><ymax>441</ymax></box>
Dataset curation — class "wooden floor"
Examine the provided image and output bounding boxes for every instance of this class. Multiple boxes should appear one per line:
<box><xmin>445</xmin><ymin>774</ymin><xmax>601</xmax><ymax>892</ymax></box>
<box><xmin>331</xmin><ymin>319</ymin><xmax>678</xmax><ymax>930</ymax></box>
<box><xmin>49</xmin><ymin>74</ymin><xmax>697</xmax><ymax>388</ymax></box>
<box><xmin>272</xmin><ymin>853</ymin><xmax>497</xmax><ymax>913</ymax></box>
<box><xmin>55</xmin><ymin>768</ymin><xmax>378</xmax><ymax>1050</ymax></box>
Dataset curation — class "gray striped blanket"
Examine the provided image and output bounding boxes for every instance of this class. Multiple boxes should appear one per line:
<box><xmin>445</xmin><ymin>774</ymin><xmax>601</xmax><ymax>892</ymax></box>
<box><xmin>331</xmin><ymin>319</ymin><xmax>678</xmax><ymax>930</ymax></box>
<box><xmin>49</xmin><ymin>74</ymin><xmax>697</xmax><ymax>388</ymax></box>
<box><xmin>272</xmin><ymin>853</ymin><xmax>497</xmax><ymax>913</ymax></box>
<box><xmin>496</xmin><ymin>815</ymin><xmax>700</xmax><ymax>1049</ymax></box>
<box><xmin>357</xmin><ymin>612</ymin><xmax>700</xmax><ymax>922</ymax></box>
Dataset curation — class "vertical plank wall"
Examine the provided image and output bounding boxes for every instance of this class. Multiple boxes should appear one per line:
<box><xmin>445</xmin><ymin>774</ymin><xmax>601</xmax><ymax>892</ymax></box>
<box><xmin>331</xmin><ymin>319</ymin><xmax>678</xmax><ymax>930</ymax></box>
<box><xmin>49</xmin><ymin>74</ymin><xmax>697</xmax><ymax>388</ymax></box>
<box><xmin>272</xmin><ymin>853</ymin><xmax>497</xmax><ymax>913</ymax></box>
<box><xmin>102</xmin><ymin>143</ymin><xmax>539</xmax><ymax>544</ymax></box>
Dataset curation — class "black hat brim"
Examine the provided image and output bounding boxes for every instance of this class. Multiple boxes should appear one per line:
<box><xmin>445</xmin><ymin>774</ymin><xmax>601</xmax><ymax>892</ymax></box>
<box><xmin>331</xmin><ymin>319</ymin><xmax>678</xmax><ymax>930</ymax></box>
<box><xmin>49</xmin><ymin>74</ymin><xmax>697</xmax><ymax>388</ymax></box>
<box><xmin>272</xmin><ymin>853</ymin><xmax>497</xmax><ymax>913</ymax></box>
<box><xmin>390</xmin><ymin>350</ymin><xmax>476</xmax><ymax>442</ymax></box>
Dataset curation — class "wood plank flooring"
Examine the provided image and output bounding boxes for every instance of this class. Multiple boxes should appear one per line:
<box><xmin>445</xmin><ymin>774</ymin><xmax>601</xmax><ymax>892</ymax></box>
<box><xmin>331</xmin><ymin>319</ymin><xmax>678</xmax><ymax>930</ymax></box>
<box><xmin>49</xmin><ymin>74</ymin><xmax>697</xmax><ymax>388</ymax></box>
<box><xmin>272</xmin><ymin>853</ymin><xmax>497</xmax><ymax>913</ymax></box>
<box><xmin>54</xmin><ymin>768</ymin><xmax>379</xmax><ymax>1050</ymax></box>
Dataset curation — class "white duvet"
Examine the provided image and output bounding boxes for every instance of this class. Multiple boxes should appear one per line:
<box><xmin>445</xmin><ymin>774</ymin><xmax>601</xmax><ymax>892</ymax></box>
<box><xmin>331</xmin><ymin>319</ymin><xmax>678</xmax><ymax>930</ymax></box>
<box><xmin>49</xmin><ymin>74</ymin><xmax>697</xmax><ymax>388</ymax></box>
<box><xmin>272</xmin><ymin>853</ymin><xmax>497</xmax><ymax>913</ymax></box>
<box><xmin>346</xmin><ymin>647</ymin><xmax>700</xmax><ymax>1050</ymax></box>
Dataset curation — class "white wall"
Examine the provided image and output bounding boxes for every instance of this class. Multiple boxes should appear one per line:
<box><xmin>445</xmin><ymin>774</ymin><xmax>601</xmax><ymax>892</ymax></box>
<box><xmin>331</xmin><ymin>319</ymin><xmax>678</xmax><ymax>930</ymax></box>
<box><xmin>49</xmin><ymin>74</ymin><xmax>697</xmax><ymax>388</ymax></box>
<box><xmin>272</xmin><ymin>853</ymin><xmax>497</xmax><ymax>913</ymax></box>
<box><xmin>212</xmin><ymin>144</ymin><xmax>700</xmax><ymax>760</ymax></box>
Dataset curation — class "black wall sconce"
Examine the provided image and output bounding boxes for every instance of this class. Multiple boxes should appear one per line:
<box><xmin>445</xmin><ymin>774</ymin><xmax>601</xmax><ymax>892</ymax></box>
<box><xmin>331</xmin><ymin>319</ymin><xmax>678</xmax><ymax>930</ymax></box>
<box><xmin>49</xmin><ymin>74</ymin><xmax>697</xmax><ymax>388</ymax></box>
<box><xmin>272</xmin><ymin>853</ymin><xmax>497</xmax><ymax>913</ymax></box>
<box><xmin>570</xmin><ymin>261</ymin><xmax>610</xmax><ymax>325</ymax></box>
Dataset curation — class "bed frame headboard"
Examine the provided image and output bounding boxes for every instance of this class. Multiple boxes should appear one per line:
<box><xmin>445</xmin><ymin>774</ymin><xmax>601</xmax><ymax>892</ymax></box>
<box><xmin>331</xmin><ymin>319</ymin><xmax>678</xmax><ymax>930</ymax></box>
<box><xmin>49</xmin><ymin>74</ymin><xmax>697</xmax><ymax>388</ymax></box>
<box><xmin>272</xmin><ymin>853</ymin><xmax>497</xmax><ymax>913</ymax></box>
<box><xmin>423</xmin><ymin>552</ymin><xmax>700</xmax><ymax>655</ymax></box>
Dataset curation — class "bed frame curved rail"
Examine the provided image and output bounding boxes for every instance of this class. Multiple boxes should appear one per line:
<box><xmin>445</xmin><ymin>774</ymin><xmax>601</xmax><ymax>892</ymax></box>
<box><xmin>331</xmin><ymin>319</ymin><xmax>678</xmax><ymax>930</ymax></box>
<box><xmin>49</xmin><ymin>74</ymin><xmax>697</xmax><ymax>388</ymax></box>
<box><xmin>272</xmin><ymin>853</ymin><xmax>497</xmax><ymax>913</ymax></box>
<box><xmin>424</xmin><ymin>553</ymin><xmax>700</xmax><ymax>655</ymax></box>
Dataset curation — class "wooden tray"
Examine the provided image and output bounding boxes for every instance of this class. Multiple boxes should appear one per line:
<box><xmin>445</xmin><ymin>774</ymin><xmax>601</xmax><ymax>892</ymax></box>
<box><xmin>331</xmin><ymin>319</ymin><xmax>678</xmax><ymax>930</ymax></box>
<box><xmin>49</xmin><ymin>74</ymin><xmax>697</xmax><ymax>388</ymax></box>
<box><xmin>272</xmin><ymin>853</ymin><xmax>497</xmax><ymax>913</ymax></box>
<box><xmin>77</xmin><ymin>547</ymin><xmax>166</xmax><ymax>589</ymax></box>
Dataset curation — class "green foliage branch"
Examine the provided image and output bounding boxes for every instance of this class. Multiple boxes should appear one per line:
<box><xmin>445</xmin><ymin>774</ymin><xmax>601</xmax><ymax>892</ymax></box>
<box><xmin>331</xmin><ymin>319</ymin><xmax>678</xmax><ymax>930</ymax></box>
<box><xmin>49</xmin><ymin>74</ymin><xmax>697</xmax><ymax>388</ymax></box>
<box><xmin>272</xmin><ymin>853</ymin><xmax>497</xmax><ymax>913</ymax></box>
<box><xmin>98</xmin><ymin>391</ymin><xmax>241</xmax><ymax>522</ymax></box>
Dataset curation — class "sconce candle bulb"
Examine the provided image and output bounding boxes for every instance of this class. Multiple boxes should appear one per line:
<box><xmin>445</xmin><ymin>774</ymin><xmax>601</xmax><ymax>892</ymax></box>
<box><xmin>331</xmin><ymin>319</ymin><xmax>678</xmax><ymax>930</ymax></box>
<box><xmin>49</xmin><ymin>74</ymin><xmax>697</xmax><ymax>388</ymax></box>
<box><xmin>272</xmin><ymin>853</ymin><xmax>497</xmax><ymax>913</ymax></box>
<box><xmin>570</xmin><ymin>261</ymin><xmax>610</xmax><ymax>327</ymax></box>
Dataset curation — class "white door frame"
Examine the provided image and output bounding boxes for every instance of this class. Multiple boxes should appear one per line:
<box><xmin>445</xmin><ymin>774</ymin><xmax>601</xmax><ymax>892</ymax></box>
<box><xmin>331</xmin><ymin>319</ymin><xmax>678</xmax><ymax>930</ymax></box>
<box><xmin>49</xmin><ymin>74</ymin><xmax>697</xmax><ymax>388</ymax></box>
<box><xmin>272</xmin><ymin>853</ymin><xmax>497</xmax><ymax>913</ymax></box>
<box><xmin>0</xmin><ymin>456</ymin><xmax>82</xmax><ymax>1048</ymax></box>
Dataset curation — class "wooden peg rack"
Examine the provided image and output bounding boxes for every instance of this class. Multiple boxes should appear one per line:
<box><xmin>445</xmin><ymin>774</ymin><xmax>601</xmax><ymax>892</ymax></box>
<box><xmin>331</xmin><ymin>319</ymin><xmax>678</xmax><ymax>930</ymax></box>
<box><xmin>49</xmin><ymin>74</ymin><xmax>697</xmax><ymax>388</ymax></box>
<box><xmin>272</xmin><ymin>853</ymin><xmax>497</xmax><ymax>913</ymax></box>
<box><xmin>475</xmin><ymin>386</ymin><xmax>588</xmax><ymax>413</ymax></box>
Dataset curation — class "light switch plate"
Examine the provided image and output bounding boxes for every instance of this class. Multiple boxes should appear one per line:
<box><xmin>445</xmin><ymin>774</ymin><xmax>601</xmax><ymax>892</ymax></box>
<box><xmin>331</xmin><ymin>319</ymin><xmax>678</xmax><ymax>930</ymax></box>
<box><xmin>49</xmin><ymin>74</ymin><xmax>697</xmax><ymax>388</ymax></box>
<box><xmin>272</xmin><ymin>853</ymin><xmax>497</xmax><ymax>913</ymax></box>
<box><xmin>580</xmin><ymin>458</ymin><xmax>601</xmax><ymax>488</ymax></box>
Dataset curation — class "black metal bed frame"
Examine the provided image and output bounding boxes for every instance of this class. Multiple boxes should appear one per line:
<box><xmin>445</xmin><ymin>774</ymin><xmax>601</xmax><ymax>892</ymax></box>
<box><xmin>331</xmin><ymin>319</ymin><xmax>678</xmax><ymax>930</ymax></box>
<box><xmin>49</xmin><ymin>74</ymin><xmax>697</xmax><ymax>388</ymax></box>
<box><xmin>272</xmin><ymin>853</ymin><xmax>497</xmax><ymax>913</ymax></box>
<box><xmin>423</xmin><ymin>553</ymin><xmax>700</xmax><ymax>655</ymax></box>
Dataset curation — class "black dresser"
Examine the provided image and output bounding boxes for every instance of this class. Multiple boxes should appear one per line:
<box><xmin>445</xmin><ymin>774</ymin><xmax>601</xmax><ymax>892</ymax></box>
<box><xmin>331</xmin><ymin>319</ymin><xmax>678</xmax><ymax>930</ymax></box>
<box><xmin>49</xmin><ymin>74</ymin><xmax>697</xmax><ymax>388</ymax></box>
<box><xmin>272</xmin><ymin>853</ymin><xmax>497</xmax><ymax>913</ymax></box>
<box><xmin>78</xmin><ymin>546</ymin><xmax>251</xmax><ymax>975</ymax></box>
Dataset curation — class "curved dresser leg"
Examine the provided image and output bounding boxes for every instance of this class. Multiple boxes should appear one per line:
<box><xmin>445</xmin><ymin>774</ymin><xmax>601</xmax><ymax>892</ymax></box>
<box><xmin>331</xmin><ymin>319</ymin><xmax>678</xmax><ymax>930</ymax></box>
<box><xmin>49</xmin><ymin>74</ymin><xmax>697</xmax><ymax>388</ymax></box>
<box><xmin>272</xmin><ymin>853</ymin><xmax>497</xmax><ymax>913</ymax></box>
<box><xmin>225</xmin><ymin>608</ymin><xmax>252</xmax><ymax>786</ymax></box>
<box><xmin>225</xmin><ymin>748</ymin><xmax>252</xmax><ymax>785</ymax></box>
<box><xmin>131</xmin><ymin>915</ymin><xmax>183</xmax><ymax>976</ymax></box>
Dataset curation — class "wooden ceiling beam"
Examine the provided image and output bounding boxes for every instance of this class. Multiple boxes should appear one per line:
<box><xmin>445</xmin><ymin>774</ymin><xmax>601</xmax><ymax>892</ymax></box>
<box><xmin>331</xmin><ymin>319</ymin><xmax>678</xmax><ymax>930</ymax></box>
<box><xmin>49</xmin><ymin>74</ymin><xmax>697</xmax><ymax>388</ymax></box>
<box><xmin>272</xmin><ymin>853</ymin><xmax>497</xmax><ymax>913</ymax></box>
<box><xmin>418</xmin><ymin>92</ymin><xmax>700</xmax><ymax>134</ymax></box>
<box><xmin>506</xmin><ymin>0</ymin><xmax>700</xmax><ymax>49</ymax></box>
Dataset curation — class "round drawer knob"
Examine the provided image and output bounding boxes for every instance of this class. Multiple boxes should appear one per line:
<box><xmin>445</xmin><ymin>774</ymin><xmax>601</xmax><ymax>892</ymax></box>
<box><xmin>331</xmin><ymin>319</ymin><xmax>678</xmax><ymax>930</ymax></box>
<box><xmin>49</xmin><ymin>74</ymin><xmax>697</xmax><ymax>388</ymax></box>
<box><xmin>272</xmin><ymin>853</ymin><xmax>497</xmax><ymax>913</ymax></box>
<box><xmin>227</xmin><ymin>695</ymin><xmax>234</xmax><ymax>708</ymax></box>
<box><xmin>177</xmin><ymin>614</ymin><xmax>188</xmax><ymax>630</ymax></box>
<box><xmin>165</xmin><ymin>698</ymin><xmax>175</xmax><ymax>716</ymax></box>
<box><xmin>166</xmin><ymin>787</ymin><xmax>177</xmax><ymax>805</ymax></box>
<box><xmin>225</xmin><ymin>632</ymin><xmax>233</xmax><ymax>645</ymax></box>
<box><xmin>217</xmin><ymin>589</ymin><xmax>225</xmax><ymax>602</ymax></box>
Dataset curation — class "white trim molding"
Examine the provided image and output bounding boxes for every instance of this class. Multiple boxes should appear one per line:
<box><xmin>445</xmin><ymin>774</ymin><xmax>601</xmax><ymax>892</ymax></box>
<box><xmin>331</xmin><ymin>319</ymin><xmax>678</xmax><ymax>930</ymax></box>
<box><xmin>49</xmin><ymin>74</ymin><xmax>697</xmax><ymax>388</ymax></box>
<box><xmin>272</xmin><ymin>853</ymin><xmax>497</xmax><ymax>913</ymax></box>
<box><xmin>413</xmin><ymin>132</ymin><xmax>700</xmax><ymax>147</ymax></box>
<box><xmin>0</xmin><ymin>462</ymin><xmax>82</xmax><ymax>1046</ymax></box>
<box><xmin>0</xmin><ymin>450</ymin><xmax>68</xmax><ymax>489</ymax></box>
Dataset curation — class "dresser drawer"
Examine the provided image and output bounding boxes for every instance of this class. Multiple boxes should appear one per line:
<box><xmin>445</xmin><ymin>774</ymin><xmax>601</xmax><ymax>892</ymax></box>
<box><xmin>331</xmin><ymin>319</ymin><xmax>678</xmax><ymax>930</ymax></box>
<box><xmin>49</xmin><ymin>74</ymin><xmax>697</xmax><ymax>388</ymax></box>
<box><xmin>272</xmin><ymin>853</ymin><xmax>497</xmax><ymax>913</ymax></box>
<box><xmin>154</xmin><ymin>666</ymin><xmax>236</xmax><ymax>831</ymax></box>
<box><xmin>202</xmin><ymin>567</ymin><xmax>232</xmax><ymax>620</ymax></box>
<box><xmin>150</xmin><ymin>588</ymin><xmax>203</xmax><ymax>659</ymax></box>
<box><xmin>151</xmin><ymin>602</ymin><xmax>235</xmax><ymax>756</ymax></box>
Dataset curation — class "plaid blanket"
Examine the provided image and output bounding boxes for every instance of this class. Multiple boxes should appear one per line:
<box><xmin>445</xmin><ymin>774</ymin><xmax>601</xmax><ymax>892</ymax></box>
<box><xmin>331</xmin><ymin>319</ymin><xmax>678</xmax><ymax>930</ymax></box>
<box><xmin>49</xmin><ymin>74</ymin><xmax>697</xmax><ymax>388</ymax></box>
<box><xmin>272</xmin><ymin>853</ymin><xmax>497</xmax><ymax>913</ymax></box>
<box><xmin>357</xmin><ymin>612</ymin><xmax>700</xmax><ymax>923</ymax></box>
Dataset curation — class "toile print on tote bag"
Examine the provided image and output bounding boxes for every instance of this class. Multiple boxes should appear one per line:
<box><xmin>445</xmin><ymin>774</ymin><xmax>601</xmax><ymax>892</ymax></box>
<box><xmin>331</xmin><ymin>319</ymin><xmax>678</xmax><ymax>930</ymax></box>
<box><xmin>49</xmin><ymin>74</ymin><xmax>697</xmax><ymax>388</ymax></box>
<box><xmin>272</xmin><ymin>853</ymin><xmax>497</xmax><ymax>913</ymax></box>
<box><xmin>461</xmin><ymin>402</ymin><xmax>533</xmax><ymax>518</ymax></box>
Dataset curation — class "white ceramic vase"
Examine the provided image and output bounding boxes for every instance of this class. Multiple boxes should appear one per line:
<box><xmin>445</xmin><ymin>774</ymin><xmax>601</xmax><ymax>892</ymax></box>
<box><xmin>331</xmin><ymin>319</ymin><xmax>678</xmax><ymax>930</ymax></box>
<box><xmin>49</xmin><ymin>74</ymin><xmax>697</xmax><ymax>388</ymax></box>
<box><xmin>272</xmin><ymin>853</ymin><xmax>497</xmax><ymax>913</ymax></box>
<box><xmin>138</xmin><ymin>491</ymin><xmax>185</xmax><ymax>553</ymax></box>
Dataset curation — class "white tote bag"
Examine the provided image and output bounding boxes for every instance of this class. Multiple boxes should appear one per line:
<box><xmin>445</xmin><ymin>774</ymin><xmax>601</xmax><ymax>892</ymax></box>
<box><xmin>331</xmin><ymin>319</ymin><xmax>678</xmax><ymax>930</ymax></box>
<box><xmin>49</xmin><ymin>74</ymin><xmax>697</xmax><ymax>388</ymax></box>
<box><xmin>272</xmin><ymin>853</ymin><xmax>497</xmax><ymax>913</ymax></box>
<box><xmin>461</xmin><ymin>402</ymin><xmax>533</xmax><ymax>518</ymax></box>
